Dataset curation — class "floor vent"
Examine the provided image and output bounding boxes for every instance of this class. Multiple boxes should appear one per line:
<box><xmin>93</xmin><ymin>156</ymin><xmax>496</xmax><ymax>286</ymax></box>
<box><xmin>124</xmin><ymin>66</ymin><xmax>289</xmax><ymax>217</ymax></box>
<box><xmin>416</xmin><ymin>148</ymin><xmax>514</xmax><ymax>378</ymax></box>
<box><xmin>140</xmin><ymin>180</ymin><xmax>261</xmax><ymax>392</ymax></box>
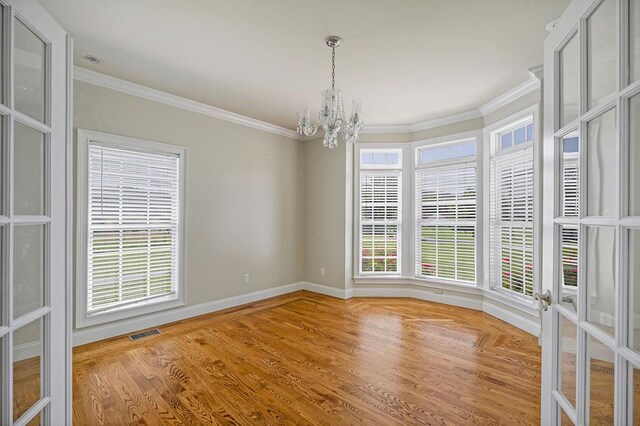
<box><xmin>129</xmin><ymin>329</ymin><xmax>161</xmax><ymax>341</ymax></box>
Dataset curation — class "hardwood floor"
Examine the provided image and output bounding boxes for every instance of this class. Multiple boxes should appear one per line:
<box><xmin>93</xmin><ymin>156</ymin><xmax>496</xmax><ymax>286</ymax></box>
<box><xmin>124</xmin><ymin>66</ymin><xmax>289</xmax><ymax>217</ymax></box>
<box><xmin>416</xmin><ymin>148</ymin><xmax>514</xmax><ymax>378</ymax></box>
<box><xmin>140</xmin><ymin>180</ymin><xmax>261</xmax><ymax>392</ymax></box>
<box><xmin>71</xmin><ymin>291</ymin><xmax>542</xmax><ymax>425</ymax></box>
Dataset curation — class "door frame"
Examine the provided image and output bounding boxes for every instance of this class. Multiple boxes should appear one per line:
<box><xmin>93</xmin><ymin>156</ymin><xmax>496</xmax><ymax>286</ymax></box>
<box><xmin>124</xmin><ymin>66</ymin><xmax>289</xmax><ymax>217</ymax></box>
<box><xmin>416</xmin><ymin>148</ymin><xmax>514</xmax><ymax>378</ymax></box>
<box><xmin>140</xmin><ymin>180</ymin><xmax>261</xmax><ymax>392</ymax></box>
<box><xmin>542</xmin><ymin>0</ymin><xmax>640</xmax><ymax>424</ymax></box>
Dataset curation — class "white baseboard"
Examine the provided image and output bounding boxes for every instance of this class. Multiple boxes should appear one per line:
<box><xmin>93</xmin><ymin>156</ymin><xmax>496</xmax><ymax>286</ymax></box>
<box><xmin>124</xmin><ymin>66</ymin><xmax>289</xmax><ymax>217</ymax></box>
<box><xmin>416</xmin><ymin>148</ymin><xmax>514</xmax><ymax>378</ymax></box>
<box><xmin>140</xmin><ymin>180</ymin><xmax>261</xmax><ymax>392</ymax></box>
<box><xmin>72</xmin><ymin>280</ymin><xmax>541</xmax><ymax>347</ymax></box>
<box><xmin>482</xmin><ymin>299</ymin><xmax>540</xmax><ymax>336</ymax></box>
<box><xmin>352</xmin><ymin>286</ymin><xmax>483</xmax><ymax>311</ymax></box>
<box><xmin>73</xmin><ymin>282</ymin><xmax>304</xmax><ymax>346</ymax></box>
<box><xmin>300</xmin><ymin>282</ymin><xmax>351</xmax><ymax>299</ymax></box>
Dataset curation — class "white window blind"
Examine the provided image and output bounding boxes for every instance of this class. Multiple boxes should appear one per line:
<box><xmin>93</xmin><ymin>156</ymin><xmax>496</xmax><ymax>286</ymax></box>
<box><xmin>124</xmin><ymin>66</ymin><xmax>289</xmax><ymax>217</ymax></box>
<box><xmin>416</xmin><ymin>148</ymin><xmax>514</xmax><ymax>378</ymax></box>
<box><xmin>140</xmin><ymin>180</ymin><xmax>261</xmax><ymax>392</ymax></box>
<box><xmin>415</xmin><ymin>160</ymin><xmax>476</xmax><ymax>283</ymax></box>
<box><xmin>87</xmin><ymin>144</ymin><xmax>180</xmax><ymax>314</ymax></box>
<box><xmin>360</xmin><ymin>170</ymin><xmax>402</xmax><ymax>273</ymax></box>
<box><xmin>562</xmin><ymin>157</ymin><xmax>579</xmax><ymax>217</ymax></box>
<box><xmin>490</xmin><ymin>146</ymin><xmax>534</xmax><ymax>296</ymax></box>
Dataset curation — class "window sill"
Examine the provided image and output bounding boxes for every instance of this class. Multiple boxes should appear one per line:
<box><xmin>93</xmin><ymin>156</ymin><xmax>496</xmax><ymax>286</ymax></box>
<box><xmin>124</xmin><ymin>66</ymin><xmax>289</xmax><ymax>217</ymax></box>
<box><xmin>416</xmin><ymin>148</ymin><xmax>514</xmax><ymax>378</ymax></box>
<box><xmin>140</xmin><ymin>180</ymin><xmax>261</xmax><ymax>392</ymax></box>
<box><xmin>76</xmin><ymin>295</ymin><xmax>185</xmax><ymax>329</ymax></box>
<box><xmin>353</xmin><ymin>275</ymin><xmax>483</xmax><ymax>294</ymax></box>
<box><xmin>353</xmin><ymin>276</ymin><xmax>539</xmax><ymax>317</ymax></box>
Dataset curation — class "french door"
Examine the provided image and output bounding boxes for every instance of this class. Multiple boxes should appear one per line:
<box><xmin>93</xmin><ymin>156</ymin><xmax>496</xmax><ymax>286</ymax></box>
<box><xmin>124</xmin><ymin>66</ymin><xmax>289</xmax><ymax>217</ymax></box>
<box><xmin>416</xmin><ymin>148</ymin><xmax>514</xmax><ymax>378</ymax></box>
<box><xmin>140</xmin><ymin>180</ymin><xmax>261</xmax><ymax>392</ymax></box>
<box><xmin>0</xmin><ymin>0</ymin><xmax>69</xmax><ymax>424</ymax></box>
<box><xmin>542</xmin><ymin>0</ymin><xmax>640</xmax><ymax>424</ymax></box>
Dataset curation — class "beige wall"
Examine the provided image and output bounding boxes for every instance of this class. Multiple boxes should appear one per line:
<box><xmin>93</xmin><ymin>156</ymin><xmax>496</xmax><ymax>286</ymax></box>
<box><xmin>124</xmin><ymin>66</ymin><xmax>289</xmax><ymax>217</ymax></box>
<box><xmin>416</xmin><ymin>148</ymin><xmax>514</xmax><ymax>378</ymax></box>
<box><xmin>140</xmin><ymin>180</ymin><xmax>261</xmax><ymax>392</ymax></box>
<box><xmin>302</xmin><ymin>137</ymin><xmax>351</xmax><ymax>289</ymax></box>
<box><xmin>73</xmin><ymin>80</ymin><xmax>305</xmax><ymax>331</ymax></box>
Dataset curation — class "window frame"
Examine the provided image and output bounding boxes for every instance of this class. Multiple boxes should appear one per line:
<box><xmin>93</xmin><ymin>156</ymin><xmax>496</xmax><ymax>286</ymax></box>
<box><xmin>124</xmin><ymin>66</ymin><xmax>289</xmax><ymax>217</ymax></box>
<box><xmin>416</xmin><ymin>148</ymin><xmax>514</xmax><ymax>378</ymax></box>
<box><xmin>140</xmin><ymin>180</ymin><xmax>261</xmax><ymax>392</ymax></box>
<box><xmin>76</xmin><ymin>129</ymin><xmax>187</xmax><ymax>328</ymax></box>
<box><xmin>488</xmin><ymin>116</ymin><xmax>535</xmax><ymax>298</ymax></box>
<box><xmin>357</xmin><ymin>148</ymin><xmax>403</xmax><ymax>276</ymax></box>
<box><xmin>483</xmin><ymin>105</ymin><xmax>541</xmax><ymax>304</ymax></box>
<box><xmin>415</xmin><ymin>138</ymin><xmax>478</xmax><ymax>285</ymax></box>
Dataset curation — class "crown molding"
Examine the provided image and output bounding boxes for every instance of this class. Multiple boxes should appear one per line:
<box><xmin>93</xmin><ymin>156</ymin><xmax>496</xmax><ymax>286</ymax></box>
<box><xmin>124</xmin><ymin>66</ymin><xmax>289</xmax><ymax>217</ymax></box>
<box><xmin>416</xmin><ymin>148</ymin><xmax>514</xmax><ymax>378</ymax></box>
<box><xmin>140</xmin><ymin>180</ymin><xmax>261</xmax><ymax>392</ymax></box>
<box><xmin>362</xmin><ymin>109</ymin><xmax>482</xmax><ymax>134</ymax></box>
<box><xmin>75</xmin><ymin>66</ymin><xmax>541</xmax><ymax>141</ymax></box>
<box><xmin>73</xmin><ymin>67</ymin><xmax>301</xmax><ymax>140</ymax></box>
<box><xmin>479</xmin><ymin>77</ymin><xmax>541</xmax><ymax>116</ymax></box>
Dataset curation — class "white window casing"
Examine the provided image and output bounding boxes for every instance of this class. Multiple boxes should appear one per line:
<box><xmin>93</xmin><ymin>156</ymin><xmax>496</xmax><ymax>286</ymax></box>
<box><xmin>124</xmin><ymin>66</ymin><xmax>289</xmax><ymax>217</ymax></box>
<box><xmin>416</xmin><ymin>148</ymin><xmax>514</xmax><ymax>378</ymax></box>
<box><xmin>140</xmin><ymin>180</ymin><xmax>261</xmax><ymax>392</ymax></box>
<box><xmin>359</xmin><ymin>149</ymin><xmax>402</xmax><ymax>275</ymax></box>
<box><xmin>415</xmin><ymin>140</ymin><xmax>477</xmax><ymax>284</ymax></box>
<box><xmin>77</xmin><ymin>130</ymin><xmax>186</xmax><ymax>327</ymax></box>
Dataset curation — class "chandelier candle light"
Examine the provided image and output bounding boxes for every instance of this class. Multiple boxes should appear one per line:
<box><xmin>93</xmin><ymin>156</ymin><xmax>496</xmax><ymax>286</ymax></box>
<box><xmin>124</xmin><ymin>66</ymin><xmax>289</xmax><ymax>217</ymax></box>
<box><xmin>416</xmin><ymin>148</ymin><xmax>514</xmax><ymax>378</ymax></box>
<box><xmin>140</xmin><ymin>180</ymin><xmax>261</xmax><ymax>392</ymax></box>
<box><xmin>297</xmin><ymin>36</ymin><xmax>363</xmax><ymax>148</ymax></box>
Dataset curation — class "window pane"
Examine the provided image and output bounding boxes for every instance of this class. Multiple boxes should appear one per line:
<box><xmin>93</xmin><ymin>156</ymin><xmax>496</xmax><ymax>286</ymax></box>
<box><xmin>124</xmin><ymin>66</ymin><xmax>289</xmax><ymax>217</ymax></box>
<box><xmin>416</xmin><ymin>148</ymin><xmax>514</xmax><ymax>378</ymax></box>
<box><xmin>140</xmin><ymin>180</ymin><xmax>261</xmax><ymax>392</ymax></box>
<box><xmin>559</xmin><ymin>314</ymin><xmax>577</xmax><ymax>408</ymax></box>
<box><xmin>385</xmin><ymin>153</ymin><xmax>398</xmax><ymax>165</ymax></box>
<box><xmin>514</xmin><ymin>126</ymin><xmax>527</xmax><ymax>145</ymax></box>
<box><xmin>501</xmin><ymin>132</ymin><xmax>513</xmax><ymax>150</ymax></box>
<box><xmin>630</xmin><ymin>93</ymin><xmax>640</xmax><ymax>216</ymax></box>
<box><xmin>438</xmin><ymin>145</ymin><xmax>456</xmax><ymax>161</ymax></box>
<box><xmin>560</xmin><ymin>226</ymin><xmax>579</xmax><ymax>314</ymax></box>
<box><xmin>13</xmin><ymin>317</ymin><xmax>43</xmax><ymax>422</ymax></box>
<box><xmin>87</xmin><ymin>145</ymin><xmax>180</xmax><ymax>312</ymax></box>
<box><xmin>14</xmin><ymin>122</ymin><xmax>45</xmax><ymax>216</ymax></box>
<box><xmin>360</xmin><ymin>170</ymin><xmax>401</xmax><ymax>274</ymax></box>
<box><xmin>360</xmin><ymin>152</ymin><xmax>374</xmax><ymax>165</ymax></box>
<box><xmin>585</xmin><ymin>226</ymin><xmax>616</xmax><ymax>337</ymax></box>
<box><xmin>13</xmin><ymin>224</ymin><xmax>45</xmax><ymax>319</ymax></box>
<box><xmin>526</xmin><ymin>123</ymin><xmax>533</xmax><ymax>142</ymax></box>
<box><xmin>588</xmin><ymin>335</ymin><xmax>615</xmax><ymax>425</ymax></box>
<box><xmin>587</xmin><ymin>108</ymin><xmax>616</xmax><ymax>217</ymax></box>
<box><xmin>420</xmin><ymin>148</ymin><xmax>438</xmax><ymax>164</ymax></box>
<box><xmin>561</xmin><ymin>135</ymin><xmax>580</xmax><ymax>217</ymax></box>
<box><xmin>417</xmin><ymin>161</ymin><xmax>476</xmax><ymax>283</ymax></box>
<box><xmin>587</xmin><ymin>0</ymin><xmax>617</xmax><ymax>109</ymax></box>
<box><xmin>560</xmin><ymin>34</ymin><xmax>580</xmax><ymax>128</ymax></box>
<box><xmin>632</xmin><ymin>0</ymin><xmax>640</xmax><ymax>83</ymax></box>
<box><xmin>562</xmin><ymin>137</ymin><xmax>579</xmax><ymax>153</ymax></box>
<box><xmin>456</xmin><ymin>141</ymin><xmax>475</xmax><ymax>157</ymax></box>
<box><xmin>14</xmin><ymin>18</ymin><xmax>46</xmax><ymax>123</ymax></box>
<box><xmin>629</xmin><ymin>229</ymin><xmax>640</xmax><ymax>354</ymax></box>
<box><xmin>372</xmin><ymin>152</ymin><xmax>386</xmax><ymax>165</ymax></box>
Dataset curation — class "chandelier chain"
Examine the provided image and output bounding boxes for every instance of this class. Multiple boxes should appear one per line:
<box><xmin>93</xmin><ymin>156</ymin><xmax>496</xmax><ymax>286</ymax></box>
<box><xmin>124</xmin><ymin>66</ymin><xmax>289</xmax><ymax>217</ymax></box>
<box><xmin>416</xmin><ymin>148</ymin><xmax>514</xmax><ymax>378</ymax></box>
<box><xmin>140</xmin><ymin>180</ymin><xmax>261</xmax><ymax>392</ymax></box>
<box><xmin>331</xmin><ymin>47</ymin><xmax>336</xmax><ymax>91</ymax></box>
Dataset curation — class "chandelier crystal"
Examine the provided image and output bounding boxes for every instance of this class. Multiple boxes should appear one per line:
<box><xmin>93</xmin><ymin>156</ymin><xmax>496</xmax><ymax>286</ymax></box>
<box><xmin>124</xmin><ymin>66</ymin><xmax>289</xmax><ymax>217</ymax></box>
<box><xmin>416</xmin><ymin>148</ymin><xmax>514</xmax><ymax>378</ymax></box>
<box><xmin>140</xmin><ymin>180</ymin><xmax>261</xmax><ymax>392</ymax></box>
<box><xmin>297</xmin><ymin>36</ymin><xmax>363</xmax><ymax>149</ymax></box>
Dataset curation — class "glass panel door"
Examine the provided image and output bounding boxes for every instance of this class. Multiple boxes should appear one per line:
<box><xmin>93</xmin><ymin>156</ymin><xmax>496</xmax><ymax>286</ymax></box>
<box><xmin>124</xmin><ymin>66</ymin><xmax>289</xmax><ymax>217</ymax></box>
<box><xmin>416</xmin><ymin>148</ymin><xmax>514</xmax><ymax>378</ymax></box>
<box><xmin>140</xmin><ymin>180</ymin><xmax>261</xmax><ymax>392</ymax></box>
<box><xmin>542</xmin><ymin>0</ymin><xmax>640</xmax><ymax>424</ymax></box>
<box><xmin>0</xmin><ymin>0</ymin><xmax>68</xmax><ymax>424</ymax></box>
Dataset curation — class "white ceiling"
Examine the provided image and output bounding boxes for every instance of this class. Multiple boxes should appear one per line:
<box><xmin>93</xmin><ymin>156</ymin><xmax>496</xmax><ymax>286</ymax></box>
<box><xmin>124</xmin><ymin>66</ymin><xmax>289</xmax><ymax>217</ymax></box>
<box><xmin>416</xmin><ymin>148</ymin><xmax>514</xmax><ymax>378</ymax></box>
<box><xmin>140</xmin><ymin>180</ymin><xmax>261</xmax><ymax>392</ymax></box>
<box><xmin>37</xmin><ymin>0</ymin><xmax>569</xmax><ymax>130</ymax></box>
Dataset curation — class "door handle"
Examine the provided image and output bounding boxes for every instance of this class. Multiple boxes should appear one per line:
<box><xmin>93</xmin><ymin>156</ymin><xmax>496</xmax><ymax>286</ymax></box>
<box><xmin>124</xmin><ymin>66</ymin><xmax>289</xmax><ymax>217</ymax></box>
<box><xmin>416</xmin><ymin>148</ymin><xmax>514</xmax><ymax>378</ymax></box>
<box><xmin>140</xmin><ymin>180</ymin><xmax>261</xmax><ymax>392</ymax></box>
<box><xmin>534</xmin><ymin>290</ymin><xmax>552</xmax><ymax>311</ymax></box>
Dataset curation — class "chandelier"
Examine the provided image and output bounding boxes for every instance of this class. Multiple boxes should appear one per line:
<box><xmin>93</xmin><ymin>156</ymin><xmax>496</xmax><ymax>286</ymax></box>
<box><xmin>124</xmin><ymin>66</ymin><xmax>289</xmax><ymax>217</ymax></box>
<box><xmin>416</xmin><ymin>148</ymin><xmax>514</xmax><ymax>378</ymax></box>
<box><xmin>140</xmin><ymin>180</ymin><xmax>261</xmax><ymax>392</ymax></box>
<box><xmin>297</xmin><ymin>36</ymin><xmax>363</xmax><ymax>149</ymax></box>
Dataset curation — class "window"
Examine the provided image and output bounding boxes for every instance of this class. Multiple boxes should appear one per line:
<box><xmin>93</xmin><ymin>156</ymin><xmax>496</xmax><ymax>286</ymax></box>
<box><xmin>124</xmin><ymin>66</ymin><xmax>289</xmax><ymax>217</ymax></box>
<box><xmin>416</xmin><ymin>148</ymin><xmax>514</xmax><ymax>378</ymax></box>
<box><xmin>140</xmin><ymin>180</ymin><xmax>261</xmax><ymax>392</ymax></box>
<box><xmin>77</xmin><ymin>130</ymin><xmax>185</xmax><ymax>327</ymax></box>
<box><xmin>415</xmin><ymin>139</ymin><xmax>476</xmax><ymax>283</ymax></box>
<box><xmin>359</xmin><ymin>149</ymin><xmax>402</xmax><ymax>274</ymax></box>
<box><xmin>490</xmin><ymin>119</ymin><xmax>534</xmax><ymax>297</ymax></box>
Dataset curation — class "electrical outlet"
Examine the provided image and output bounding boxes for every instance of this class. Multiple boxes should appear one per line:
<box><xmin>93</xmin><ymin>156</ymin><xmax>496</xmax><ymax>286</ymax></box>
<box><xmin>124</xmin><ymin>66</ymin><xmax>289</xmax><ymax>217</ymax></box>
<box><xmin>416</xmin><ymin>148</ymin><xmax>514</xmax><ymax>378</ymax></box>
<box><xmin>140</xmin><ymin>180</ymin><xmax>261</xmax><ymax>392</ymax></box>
<box><xmin>320</xmin><ymin>267</ymin><xmax>325</xmax><ymax>276</ymax></box>
<box><xmin>244</xmin><ymin>273</ymin><xmax>250</xmax><ymax>284</ymax></box>
<box><xmin>433</xmin><ymin>289</ymin><xmax>444</xmax><ymax>295</ymax></box>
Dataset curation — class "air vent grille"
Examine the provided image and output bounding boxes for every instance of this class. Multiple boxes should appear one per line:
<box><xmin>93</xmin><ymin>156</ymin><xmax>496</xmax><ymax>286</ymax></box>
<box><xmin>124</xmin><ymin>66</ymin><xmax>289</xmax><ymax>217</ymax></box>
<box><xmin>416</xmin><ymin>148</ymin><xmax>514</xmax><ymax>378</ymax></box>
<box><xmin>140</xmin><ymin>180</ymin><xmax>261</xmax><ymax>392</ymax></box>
<box><xmin>129</xmin><ymin>329</ymin><xmax>161</xmax><ymax>341</ymax></box>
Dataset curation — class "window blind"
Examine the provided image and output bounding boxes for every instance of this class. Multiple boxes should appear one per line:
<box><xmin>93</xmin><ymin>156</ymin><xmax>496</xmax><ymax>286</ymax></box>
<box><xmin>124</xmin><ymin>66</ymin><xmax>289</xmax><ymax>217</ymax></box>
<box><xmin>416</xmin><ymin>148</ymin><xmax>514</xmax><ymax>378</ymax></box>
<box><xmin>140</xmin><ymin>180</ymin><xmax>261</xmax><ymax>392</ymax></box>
<box><xmin>490</xmin><ymin>146</ymin><xmax>534</xmax><ymax>296</ymax></box>
<box><xmin>415</xmin><ymin>162</ymin><xmax>476</xmax><ymax>282</ymax></box>
<box><xmin>360</xmin><ymin>170</ymin><xmax>401</xmax><ymax>273</ymax></box>
<box><xmin>87</xmin><ymin>145</ymin><xmax>180</xmax><ymax>313</ymax></box>
<box><xmin>562</xmin><ymin>156</ymin><xmax>579</xmax><ymax>217</ymax></box>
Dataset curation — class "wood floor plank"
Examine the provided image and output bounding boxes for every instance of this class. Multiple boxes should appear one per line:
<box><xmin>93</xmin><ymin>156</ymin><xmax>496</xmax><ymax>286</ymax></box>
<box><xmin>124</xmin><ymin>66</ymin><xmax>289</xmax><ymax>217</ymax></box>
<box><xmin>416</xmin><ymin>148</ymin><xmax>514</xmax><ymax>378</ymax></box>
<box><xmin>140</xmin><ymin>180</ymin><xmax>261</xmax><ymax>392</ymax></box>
<box><xmin>71</xmin><ymin>292</ymin><xmax>544</xmax><ymax>425</ymax></box>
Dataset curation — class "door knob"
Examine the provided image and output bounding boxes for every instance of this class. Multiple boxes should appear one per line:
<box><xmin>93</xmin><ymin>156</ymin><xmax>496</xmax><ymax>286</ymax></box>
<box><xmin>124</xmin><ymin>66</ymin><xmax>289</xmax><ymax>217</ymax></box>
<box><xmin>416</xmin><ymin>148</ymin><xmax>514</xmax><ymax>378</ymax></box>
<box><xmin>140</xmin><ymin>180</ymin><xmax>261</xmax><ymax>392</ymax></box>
<box><xmin>534</xmin><ymin>290</ymin><xmax>552</xmax><ymax>311</ymax></box>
